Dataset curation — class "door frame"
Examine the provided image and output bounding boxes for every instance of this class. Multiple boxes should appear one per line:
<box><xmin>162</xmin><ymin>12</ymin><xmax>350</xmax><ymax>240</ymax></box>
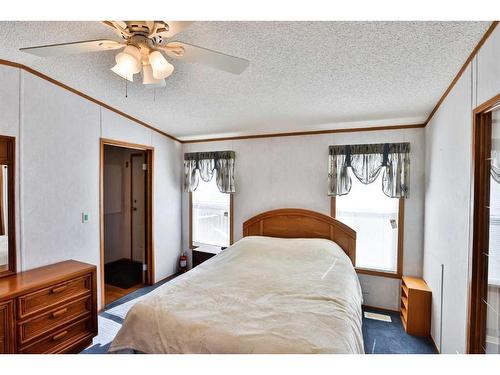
<box><xmin>99</xmin><ymin>138</ymin><xmax>155</xmax><ymax>309</ymax></box>
<box><xmin>468</xmin><ymin>93</ymin><xmax>500</xmax><ymax>353</ymax></box>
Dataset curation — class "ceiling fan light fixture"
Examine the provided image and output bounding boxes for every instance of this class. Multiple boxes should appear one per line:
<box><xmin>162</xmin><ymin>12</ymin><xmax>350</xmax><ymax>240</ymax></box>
<box><xmin>114</xmin><ymin>44</ymin><xmax>142</xmax><ymax>74</ymax></box>
<box><xmin>111</xmin><ymin>63</ymin><xmax>134</xmax><ymax>82</ymax></box>
<box><xmin>142</xmin><ymin>64</ymin><xmax>166</xmax><ymax>88</ymax></box>
<box><xmin>149</xmin><ymin>51</ymin><xmax>174</xmax><ymax>79</ymax></box>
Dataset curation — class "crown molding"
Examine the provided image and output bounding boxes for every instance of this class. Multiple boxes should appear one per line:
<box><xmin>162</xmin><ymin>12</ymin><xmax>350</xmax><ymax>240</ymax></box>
<box><xmin>2</xmin><ymin>21</ymin><xmax>496</xmax><ymax>144</ymax></box>
<box><xmin>0</xmin><ymin>58</ymin><xmax>181</xmax><ymax>143</ymax></box>
<box><xmin>181</xmin><ymin>123</ymin><xmax>426</xmax><ymax>144</ymax></box>
<box><xmin>424</xmin><ymin>21</ymin><xmax>499</xmax><ymax>126</ymax></box>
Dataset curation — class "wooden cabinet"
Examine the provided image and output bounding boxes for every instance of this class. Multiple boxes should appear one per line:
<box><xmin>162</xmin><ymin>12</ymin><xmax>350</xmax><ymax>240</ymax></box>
<box><xmin>0</xmin><ymin>260</ymin><xmax>97</xmax><ymax>354</ymax></box>
<box><xmin>400</xmin><ymin>276</ymin><xmax>431</xmax><ymax>337</ymax></box>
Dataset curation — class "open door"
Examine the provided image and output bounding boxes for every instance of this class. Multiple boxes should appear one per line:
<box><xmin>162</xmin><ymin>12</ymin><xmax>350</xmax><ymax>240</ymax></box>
<box><xmin>100</xmin><ymin>139</ymin><xmax>154</xmax><ymax>308</ymax></box>
<box><xmin>469</xmin><ymin>95</ymin><xmax>500</xmax><ymax>353</ymax></box>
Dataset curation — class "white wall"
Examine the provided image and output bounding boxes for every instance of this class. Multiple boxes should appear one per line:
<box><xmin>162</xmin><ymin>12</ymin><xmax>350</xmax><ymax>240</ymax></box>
<box><xmin>0</xmin><ymin>64</ymin><xmax>182</xmax><ymax>309</ymax></box>
<box><xmin>423</xmin><ymin>26</ymin><xmax>500</xmax><ymax>353</ymax></box>
<box><xmin>183</xmin><ymin>127</ymin><xmax>425</xmax><ymax>310</ymax></box>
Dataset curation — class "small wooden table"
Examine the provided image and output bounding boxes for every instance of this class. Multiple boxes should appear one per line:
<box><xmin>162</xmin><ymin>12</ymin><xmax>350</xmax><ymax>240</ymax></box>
<box><xmin>192</xmin><ymin>245</ymin><xmax>223</xmax><ymax>268</ymax></box>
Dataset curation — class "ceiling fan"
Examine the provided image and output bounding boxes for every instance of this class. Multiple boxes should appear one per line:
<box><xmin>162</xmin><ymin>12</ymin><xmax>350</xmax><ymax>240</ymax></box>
<box><xmin>20</xmin><ymin>21</ymin><xmax>250</xmax><ymax>88</ymax></box>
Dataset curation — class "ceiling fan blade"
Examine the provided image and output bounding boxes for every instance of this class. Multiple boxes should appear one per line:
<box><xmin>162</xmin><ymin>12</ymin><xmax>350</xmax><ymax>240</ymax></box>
<box><xmin>20</xmin><ymin>39</ymin><xmax>124</xmax><ymax>57</ymax></box>
<box><xmin>101</xmin><ymin>21</ymin><xmax>131</xmax><ymax>38</ymax></box>
<box><xmin>159</xmin><ymin>22</ymin><xmax>193</xmax><ymax>38</ymax></box>
<box><xmin>161</xmin><ymin>42</ymin><xmax>249</xmax><ymax>74</ymax></box>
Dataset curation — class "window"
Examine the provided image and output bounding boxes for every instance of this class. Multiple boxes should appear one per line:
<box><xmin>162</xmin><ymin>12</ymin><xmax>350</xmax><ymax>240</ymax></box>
<box><xmin>190</xmin><ymin>176</ymin><xmax>231</xmax><ymax>248</ymax></box>
<box><xmin>335</xmin><ymin>170</ymin><xmax>402</xmax><ymax>276</ymax></box>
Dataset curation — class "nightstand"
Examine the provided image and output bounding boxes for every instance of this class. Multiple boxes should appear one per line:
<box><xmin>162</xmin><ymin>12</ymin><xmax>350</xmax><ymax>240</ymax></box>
<box><xmin>192</xmin><ymin>245</ymin><xmax>223</xmax><ymax>268</ymax></box>
<box><xmin>401</xmin><ymin>276</ymin><xmax>432</xmax><ymax>337</ymax></box>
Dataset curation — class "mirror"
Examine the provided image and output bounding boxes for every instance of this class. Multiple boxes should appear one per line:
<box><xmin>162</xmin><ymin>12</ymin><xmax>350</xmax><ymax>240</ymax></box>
<box><xmin>0</xmin><ymin>165</ymin><xmax>9</xmax><ymax>271</ymax></box>
<box><xmin>0</xmin><ymin>137</ymin><xmax>15</xmax><ymax>278</ymax></box>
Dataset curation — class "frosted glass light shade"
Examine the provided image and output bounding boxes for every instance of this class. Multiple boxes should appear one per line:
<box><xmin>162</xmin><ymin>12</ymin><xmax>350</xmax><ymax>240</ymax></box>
<box><xmin>149</xmin><ymin>51</ymin><xmax>174</xmax><ymax>79</ymax></box>
<box><xmin>111</xmin><ymin>63</ymin><xmax>134</xmax><ymax>82</ymax></box>
<box><xmin>111</xmin><ymin>45</ymin><xmax>142</xmax><ymax>81</ymax></box>
<box><xmin>142</xmin><ymin>64</ymin><xmax>166</xmax><ymax>88</ymax></box>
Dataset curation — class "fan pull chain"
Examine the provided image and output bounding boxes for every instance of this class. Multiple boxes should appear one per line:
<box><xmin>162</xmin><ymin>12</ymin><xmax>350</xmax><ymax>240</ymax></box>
<box><xmin>125</xmin><ymin>79</ymin><xmax>128</xmax><ymax>98</ymax></box>
<box><xmin>153</xmin><ymin>88</ymin><xmax>156</xmax><ymax>102</ymax></box>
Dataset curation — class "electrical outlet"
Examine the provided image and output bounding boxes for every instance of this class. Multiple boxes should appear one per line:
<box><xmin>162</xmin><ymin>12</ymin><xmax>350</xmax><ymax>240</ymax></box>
<box><xmin>82</xmin><ymin>212</ymin><xmax>90</xmax><ymax>223</ymax></box>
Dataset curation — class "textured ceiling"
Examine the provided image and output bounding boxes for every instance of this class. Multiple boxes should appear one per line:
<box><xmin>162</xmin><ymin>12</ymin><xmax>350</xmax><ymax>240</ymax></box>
<box><xmin>0</xmin><ymin>21</ymin><xmax>491</xmax><ymax>140</ymax></box>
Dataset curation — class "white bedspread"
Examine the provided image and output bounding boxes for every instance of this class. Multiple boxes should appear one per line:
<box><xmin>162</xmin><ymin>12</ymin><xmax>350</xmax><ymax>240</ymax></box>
<box><xmin>109</xmin><ymin>236</ymin><xmax>364</xmax><ymax>354</ymax></box>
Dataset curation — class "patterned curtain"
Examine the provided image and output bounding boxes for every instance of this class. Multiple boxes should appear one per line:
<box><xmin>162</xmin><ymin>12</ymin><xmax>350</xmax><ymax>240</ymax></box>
<box><xmin>183</xmin><ymin>151</ymin><xmax>236</xmax><ymax>193</ymax></box>
<box><xmin>328</xmin><ymin>143</ymin><xmax>410</xmax><ymax>199</ymax></box>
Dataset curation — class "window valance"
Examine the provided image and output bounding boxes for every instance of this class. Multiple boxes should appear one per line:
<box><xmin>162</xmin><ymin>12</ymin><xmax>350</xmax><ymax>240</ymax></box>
<box><xmin>328</xmin><ymin>142</ymin><xmax>410</xmax><ymax>198</ymax></box>
<box><xmin>184</xmin><ymin>151</ymin><xmax>235</xmax><ymax>193</ymax></box>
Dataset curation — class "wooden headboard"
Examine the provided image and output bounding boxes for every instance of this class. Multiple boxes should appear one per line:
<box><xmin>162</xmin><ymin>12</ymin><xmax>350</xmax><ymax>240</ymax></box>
<box><xmin>242</xmin><ymin>208</ymin><xmax>356</xmax><ymax>265</ymax></box>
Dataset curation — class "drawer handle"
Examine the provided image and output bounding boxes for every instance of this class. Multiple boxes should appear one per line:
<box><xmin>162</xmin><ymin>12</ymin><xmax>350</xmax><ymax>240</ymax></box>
<box><xmin>52</xmin><ymin>331</ymin><xmax>68</xmax><ymax>341</ymax></box>
<box><xmin>51</xmin><ymin>308</ymin><xmax>68</xmax><ymax>319</ymax></box>
<box><xmin>51</xmin><ymin>285</ymin><xmax>68</xmax><ymax>294</ymax></box>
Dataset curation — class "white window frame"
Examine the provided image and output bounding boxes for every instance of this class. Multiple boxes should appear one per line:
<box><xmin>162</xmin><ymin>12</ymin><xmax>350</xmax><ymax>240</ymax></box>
<box><xmin>331</xmin><ymin>186</ymin><xmax>404</xmax><ymax>279</ymax></box>
<box><xmin>189</xmin><ymin>181</ymin><xmax>233</xmax><ymax>249</ymax></box>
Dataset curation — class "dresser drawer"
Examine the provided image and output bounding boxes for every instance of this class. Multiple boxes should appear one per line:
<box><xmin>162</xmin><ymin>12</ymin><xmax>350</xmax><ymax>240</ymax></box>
<box><xmin>17</xmin><ymin>275</ymin><xmax>92</xmax><ymax>319</ymax></box>
<box><xmin>17</xmin><ymin>295</ymin><xmax>92</xmax><ymax>345</ymax></box>
<box><xmin>19</xmin><ymin>317</ymin><xmax>93</xmax><ymax>354</ymax></box>
<box><xmin>0</xmin><ymin>300</ymin><xmax>14</xmax><ymax>353</ymax></box>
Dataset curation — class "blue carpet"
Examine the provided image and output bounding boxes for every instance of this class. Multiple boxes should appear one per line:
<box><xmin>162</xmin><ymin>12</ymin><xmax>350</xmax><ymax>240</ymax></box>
<box><xmin>362</xmin><ymin>307</ymin><xmax>437</xmax><ymax>354</ymax></box>
<box><xmin>82</xmin><ymin>277</ymin><xmax>437</xmax><ymax>354</ymax></box>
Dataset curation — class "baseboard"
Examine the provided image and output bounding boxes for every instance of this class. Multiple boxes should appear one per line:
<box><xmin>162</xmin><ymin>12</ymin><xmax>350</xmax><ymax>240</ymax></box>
<box><xmin>362</xmin><ymin>304</ymin><xmax>400</xmax><ymax>314</ymax></box>
<box><xmin>430</xmin><ymin>334</ymin><xmax>440</xmax><ymax>354</ymax></box>
<box><xmin>154</xmin><ymin>271</ymin><xmax>181</xmax><ymax>284</ymax></box>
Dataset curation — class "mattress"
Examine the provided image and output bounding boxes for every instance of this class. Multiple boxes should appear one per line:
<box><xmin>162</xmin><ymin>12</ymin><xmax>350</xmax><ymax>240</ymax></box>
<box><xmin>109</xmin><ymin>236</ymin><xmax>364</xmax><ymax>354</ymax></box>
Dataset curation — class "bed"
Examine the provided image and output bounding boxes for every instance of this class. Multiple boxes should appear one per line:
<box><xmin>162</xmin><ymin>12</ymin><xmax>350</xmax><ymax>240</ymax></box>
<box><xmin>109</xmin><ymin>208</ymin><xmax>364</xmax><ymax>354</ymax></box>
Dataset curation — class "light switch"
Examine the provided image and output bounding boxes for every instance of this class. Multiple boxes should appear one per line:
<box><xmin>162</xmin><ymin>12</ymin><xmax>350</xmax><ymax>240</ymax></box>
<box><xmin>82</xmin><ymin>212</ymin><xmax>90</xmax><ymax>223</ymax></box>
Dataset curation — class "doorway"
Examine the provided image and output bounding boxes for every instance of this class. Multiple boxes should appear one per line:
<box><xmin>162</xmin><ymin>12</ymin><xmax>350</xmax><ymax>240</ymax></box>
<box><xmin>469</xmin><ymin>94</ymin><xmax>500</xmax><ymax>353</ymax></box>
<box><xmin>100</xmin><ymin>139</ymin><xmax>154</xmax><ymax>308</ymax></box>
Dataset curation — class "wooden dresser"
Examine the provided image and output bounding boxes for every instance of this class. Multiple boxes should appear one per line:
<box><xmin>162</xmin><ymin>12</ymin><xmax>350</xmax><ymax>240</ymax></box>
<box><xmin>0</xmin><ymin>260</ymin><xmax>97</xmax><ymax>354</ymax></box>
<box><xmin>400</xmin><ymin>276</ymin><xmax>431</xmax><ymax>337</ymax></box>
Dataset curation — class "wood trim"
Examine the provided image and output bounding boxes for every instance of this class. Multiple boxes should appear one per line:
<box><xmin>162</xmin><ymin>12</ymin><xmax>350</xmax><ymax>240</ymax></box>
<box><xmin>467</xmin><ymin>95</ymin><xmax>500</xmax><ymax>353</ymax></box>
<box><xmin>0</xmin><ymin>59</ymin><xmax>180</xmax><ymax>143</ymax></box>
<box><xmin>330</xmin><ymin>196</ymin><xmax>336</xmax><ymax>218</ymax></box>
<box><xmin>189</xmin><ymin>191</ymin><xmax>234</xmax><ymax>249</ymax></box>
<box><xmin>99</xmin><ymin>138</ymin><xmax>155</xmax><ymax>308</ymax></box>
<box><xmin>100</xmin><ymin>138</ymin><xmax>154</xmax><ymax>151</ymax></box>
<box><xmin>242</xmin><ymin>208</ymin><xmax>356</xmax><ymax>265</ymax></box>
<box><xmin>181</xmin><ymin>123</ymin><xmax>426</xmax><ymax>144</ymax></box>
<box><xmin>356</xmin><ymin>268</ymin><xmax>401</xmax><ymax>279</ymax></box>
<box><xmin>475</xmin><ymin>92</ymin><xmax>500</xmax><ymax>114</ymax></box>
<box><xmin>147</xmin><ymin>148</ymin><xmax>155</xmax><ymax>284</ymax></box>
<box><xmin>330</xmin><ymin>196</ymin><xmax>404</xmax><ymax>278</ymax></box>
<box><xmin>0</xmin><ymin>58</ymin><xmax>426</xmax><ymax>145</ymax></box>
<box><xmin>188</xmin><ymin>192</ymin><xmax>194</xmax><ymax>249</ymax></box>
<box><xmin>430</xmin><ymin>334</ymin><xmax>440</xmax><ymax>354</ymax></box>
<box><xmin>424</xmin><ymin>21</ymin><xmax>499</xmax><ymax>126</ymax></box>
<box><xmin>397</xmin><ymin>198</ymin><xmax>405</xmax><ymax>277</ymax></box>
<box><xmin>0</xmin><ymin>136</ymin><xmax>16</xmax><ymax>279</ymax></box>
<box><xmin>1</xmin><ymin>21</ymin><xmax>497</xmax><ymax>146</ymax></box>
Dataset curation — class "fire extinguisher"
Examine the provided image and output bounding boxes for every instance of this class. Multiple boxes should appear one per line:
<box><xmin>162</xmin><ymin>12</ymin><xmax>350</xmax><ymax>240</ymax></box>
<box><xmin>179</xmin><ymin>252</ymin><xmax>188</xmax><ymax>273</ymax></box>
